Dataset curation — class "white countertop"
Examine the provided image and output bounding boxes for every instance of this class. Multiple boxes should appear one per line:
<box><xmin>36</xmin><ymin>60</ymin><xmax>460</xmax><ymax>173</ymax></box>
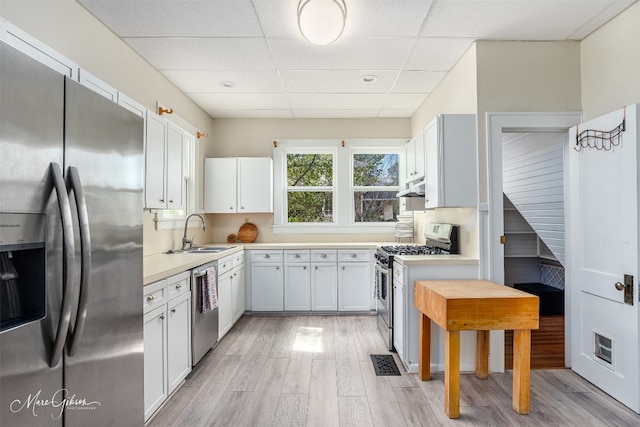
<box><xmin>143</xmin><ymin>242</ymin><xmax>479</xmax><ymax>286</ymax></box>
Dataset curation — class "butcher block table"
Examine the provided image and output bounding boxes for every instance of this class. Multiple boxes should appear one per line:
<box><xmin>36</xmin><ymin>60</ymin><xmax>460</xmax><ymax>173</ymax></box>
<box><xmin>414</xmin><ymin>280</ymin><xmax>539</xmax><ymax>419</ymax></box>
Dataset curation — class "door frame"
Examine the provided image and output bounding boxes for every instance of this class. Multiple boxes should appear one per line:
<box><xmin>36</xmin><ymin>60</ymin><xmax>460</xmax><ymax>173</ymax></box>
<box><xmin>485</xmin><ymin>111</ymin><xmax>582</xmax><ymax>372</ymax></box>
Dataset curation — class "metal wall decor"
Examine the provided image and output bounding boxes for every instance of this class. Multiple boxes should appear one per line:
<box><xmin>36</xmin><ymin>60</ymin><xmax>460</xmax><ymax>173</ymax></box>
<box><xmin>574</xmin><ymin>107</ymin><xmax>626</xmax><ymax>151</ymax></box>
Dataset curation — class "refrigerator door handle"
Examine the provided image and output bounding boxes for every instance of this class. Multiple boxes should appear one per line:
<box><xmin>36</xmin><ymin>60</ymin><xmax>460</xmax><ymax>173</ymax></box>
<box><xmin>49</xmin><ymin>162</ymin><xmax>77</xmax><ymax>367</ymax></box>
<box><xmin>66</xmin><ymin>166</ymin><xmax>91</xmax><ymax>357</ymax></box>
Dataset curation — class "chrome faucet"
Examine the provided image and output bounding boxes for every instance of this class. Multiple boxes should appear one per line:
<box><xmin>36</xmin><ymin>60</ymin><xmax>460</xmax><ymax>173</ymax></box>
<box><xmin>181</xmin><ymin>214</ymin><xmax>207</xmax><ymax>251</ymax></box>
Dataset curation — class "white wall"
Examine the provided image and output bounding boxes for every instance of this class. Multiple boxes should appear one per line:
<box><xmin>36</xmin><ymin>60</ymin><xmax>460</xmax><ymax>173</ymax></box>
<box><xmin>580</xmin><ymin>1</ymin><xmax>640</xmax><ymax>121</ymax></box>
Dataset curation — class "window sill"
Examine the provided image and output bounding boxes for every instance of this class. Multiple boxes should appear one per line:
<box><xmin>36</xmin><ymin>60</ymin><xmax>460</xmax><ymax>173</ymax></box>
<box><xmin>272</xmin><ymin>224</ymin><xmax>396</xmax><ymax>234</ymax></box>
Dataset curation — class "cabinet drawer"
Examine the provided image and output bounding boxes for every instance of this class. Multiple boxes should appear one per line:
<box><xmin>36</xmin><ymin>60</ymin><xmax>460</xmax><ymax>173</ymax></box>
<box><xmin>310</xmin><ymin>250</ymin><xmax>337</xmax><ymax>262</ymax></box>
<box><xmin>232</xmin><ymin>251</ymin><xmax>245</xmax><ymax>267</ymax></box>
<box><xmin>166</xmin><ymin>273</ymin><xmax>190</xmax><ymax>300</ymax></box>
<box><xmin>143</xmin><ymin>280</ymin><xmax>166</xmax><ymax>314</ymax></box>
<box><xmin>251</xmin><ymin>250</ymin><xmax>283</xmax><ymax>263</ymax></box>
<box><xmin>219</xmin><ymin>255</ymin><xmax>234</xmax><ymax>275</ymax></box>
<box><xmin>338</xmin><ymin>250</ymin><xmax>370</xmax><ymax>262</ymax></box>
<box><xmin>284</xmin><ymin>250</ymin><xmax>310</xmax><ymax>263</ymax></box>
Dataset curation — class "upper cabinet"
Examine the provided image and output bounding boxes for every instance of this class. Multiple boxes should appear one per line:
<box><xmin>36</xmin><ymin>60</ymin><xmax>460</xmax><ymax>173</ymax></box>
<box><xmin>204</xmin><ymin>157</ymin><xmax>273</xmax><ymax>213</ymax></box>
<box><xmin>145</xmin><ymin>110</ymin><xmax>185</xmax><ymax>211</ymax></box>
<box><xmin>404</xmin><ymin>132</ymin><xmax>425</xmax><ymax>183</ymax></box>
<box><xmin>424</xmin><ymin>114</ymin><xmax>477</xmax><ymax>209</ymax></box>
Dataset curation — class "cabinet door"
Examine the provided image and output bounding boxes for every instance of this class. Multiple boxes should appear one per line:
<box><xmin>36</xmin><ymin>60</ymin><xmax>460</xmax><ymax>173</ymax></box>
<box><xmin>337</xmin><ymin>263</ymin><xmax>372</xmax><ymax>311</ymax></box>
<box><xmin>238</xmin><ymin>157</ymin><xmax>273</xmax><ymax>213</ymax></box>
<box><xmin>311</xmin><ymin>263</ymin><xmax>337</xmax><ymax>311</ymax></box>
<box><xmin>424</xmin><ymin>120</ymin><xmax>440</xmax><ymax>209</ymax></box>
<box><xmin>251</xmin><ymin>264</ymin><xmax>284</xmax><ymax>311</ymax></box>
<box><xmin>232</xmin><ymin>266</ymin><xmax>245</xmax><ymax>323</ymax></box>
<box><xmin>218</xmin><ymin>271</ymin><xmax>234</xmax><ymax>338</ymax></box>
<box><xmin>143</xmin><ymin>306</ymin><xmax>167</xmax><ymax>421</ymax></box>
<box><xmin>392</xmin><ymin>280</ymin><xmax>405</xmax><ymax>360</ymax></box>
<box><xmin>284</xmin><ymin>264</ymin><xmax>311</xmax><ymax>310</ymax></box>
<box><xmin>167</xmin><ymin>294</ymin><xmax>191</xmax><ymax>394</ymax></box>
<box><xmin>145</xmin><ymin>111</ymin><xmax>167</xmax><ymax>209</ymax></box>
<box><xmin>204</xmin><ymin>158</ymin><xmax>237</xmax><ymax>213</ymax></box>
<box><xmin>414</xmin><ymin>130</ymin><xmax>425</xmax><ymax>179</ymax></box>
<box><xmin>165</xmin><ymin>122</ymin><xmax>184</xmax><ymax>211</ymax></box>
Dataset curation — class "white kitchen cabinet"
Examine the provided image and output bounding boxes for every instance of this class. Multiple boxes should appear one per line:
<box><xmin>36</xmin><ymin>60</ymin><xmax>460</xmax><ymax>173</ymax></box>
<box><xmin>284</xmin><ymin>250</ymin><xmax>311</xmax><ymax>311</ymax></box>
<box><xmin>204</xmin><ymin>157</ymin><xmax>273</xmax><ymax>213</ymax></box>
<box><xmin>310</xmin><ymin>250</ymin><xmax>338</xmax><ymax>311</ymax></box>
<box><xmin>337</xmin><ymin>250</ymin><xmax>373</xmax><ymax>312</ymax></box>
<box><xmin>392</xmin><ymin>260</ymin><xmax>478</xmax><ymax>374</ymax></box>
<box><xmin>250</xmin><ymin>250</ymin><xmax>284</xmax><ymax>311</ymax></box>
<box><xmin>143</xmin><ymin>305</ymin><xmax>167</xmax><ymax>421</ymax></box>
<box><xmin>231</xmin><ymin>252</ymin><xmax>246</xmax><ymax>323</ymax></box>
<box><xmin>404</xmin><ymin>132</ymin><xmax>425</xmax><ymax>183</ymax></box>
<box><xmin>143</xmin><ymin>271</ymin><xmax>191</xmax><ymax>422</ymax></box>
<box><xmin>144</xmin><ymin>110</ymin><xmax>185</xmax><ymax>210</ymax></box>
<box><xmin>217</xmin><ymin>270</ymin><xmax>233</xmax><ymax>339</ymax></box>
<box><xmin>77</xmin><ymin>68</ymin><xmax>118</xmax><ymax>101</ymax></box>
<box><xmin>392</xmin><ymin>265</ymin><xmax>405</xmax><ymax>362</ymax></box>
<box><xmin>424</xmin><ymin>114</ymin><xmax>477</xmax><ymax>208</ymax></box>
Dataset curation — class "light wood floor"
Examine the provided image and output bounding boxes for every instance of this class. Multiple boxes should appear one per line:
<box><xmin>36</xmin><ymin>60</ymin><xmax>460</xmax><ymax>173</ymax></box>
<box><xmin>149</xmin><ymin>315</ymin><xmax>640</xmax><ymax>426</ymax></box>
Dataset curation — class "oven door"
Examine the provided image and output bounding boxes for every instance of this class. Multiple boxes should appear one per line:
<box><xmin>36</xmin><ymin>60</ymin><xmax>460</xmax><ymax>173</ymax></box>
<box><xmin>375</xmin><ymin>262</ymin><xmax>393</xmax><ymax>350</ymax></box>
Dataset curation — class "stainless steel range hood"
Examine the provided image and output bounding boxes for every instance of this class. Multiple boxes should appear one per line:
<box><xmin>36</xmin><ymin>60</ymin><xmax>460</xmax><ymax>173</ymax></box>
<box><xmin>396</xmin><ymin>180</ymin><xmax>425</xmax><ymax>198</ymax></box>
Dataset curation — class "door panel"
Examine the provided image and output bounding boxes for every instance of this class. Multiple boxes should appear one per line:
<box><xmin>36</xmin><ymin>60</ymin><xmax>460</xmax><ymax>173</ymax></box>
<box><xmin>567</xmin><ymin>104</ymin><xmax>639</xmax><ymax>413</ymax></box>
<box><xmin>0</xmin><ymin>41</ymin><xmax>65</xmax><ymax>427</ymax></box>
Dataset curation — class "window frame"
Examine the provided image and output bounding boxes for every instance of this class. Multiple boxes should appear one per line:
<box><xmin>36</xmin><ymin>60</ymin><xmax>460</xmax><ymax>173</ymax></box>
<box><xmin>273</xmin><ymin>139</ymin><xmax>406</xmax><ymax>234</ymax></box>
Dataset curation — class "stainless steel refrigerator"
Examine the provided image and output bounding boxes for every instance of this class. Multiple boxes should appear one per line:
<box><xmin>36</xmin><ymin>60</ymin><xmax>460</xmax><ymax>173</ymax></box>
<box><xmin>0</xmin><ymin>40</ymin><xmax>144</xmax><ymax>426</ymax></box>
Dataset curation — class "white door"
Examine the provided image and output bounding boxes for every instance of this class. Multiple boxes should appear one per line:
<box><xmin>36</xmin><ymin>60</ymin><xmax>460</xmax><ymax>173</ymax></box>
<box><xmin>567</xmin><ymin>104</ymin><xmax>639</xmax><ymax>413</ymax></box>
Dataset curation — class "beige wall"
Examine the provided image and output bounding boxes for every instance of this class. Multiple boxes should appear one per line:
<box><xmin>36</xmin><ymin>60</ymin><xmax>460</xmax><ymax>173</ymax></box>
<box><xmin>475</xmin><ymin>41</ymin><xmax>582</xmax><ymax>202</ymax></box>
<box><xmin>580</xmin><ymin>1</ymin><xmax>640</xmax><ymax>121</ymax></box>
<box><xmin>205</xmin><ymin>118</ymin><xmax>411</xmax><ymax>244</ymax></box>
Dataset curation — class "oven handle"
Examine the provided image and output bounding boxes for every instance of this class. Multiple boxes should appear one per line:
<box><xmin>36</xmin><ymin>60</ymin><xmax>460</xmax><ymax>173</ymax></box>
<box><xmin>375</xmin><ymin>263</ymin><xmax>389</xmax><ymax>275</ymax></box>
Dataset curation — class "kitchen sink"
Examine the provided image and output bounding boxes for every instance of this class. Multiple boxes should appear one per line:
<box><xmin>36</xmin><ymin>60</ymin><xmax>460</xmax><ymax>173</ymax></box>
<box><xmin>166</xmin><ymin>246</ymin><xmax>235</xmax><ymax>254</ymax></box>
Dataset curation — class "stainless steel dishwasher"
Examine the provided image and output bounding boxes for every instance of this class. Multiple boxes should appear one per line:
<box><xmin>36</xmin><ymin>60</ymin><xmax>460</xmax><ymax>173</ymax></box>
<box><xmin>191</xmin><ymin>261</ymin><xmax>219</xmax><ymax>366</ymax></box>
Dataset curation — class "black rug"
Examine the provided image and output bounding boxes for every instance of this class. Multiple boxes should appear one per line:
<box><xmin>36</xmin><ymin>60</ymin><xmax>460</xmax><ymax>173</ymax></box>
<box><xmin>370</xmin><ymin>354</ymin><xmax>401</xmax><ymax>376</ymax></box>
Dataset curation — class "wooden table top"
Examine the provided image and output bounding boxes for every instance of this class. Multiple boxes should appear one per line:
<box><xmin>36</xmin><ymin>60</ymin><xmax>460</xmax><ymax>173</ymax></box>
<box><xmin>414</xmin><ymin>280</ymin><xmax>540</xmax><ymax>331</ymax></box>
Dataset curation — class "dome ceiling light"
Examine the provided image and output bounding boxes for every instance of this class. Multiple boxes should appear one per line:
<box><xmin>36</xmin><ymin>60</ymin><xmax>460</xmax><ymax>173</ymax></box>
<box><xmin>297</xmin><ymin>0</ymin><xmax>347</xmax><ymax>46</ymax></box>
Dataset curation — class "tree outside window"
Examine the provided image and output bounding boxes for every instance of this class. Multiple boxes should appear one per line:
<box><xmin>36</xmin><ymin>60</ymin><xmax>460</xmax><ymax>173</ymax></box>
<box><xmin>352</xmin><ymin>153</ymin><xmax>399</xmax><ymax>223</ymax></box>
<box><xmin>286</xmin><ymin>153</ymin><xmax>334</xmax><ymax>223</ymax></box>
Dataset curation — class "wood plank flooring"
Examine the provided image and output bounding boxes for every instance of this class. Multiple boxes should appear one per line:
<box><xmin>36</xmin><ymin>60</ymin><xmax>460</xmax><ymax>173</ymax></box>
<box><xmin>149</xmin><ymin>315</ymin><xmax>640</xmax><ymax>427</ymax></box>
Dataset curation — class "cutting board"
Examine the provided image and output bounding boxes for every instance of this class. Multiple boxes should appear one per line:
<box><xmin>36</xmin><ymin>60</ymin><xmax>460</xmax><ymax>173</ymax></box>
<box><xmin>237</xmin><ymin>223</ymin><xmax>258</xmax><ymax>243</ymax></box>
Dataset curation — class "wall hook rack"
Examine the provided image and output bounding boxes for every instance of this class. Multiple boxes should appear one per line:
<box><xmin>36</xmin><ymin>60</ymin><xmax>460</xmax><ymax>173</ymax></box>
<box><xmin>575</xmin><ymin>107</ymin><xmax>626</xmax><ymax>151</ymax></box>
<box><xmin>158</xmin><ymin>106</ymin><xmax>174</xmax><ymax>115</ymax></box>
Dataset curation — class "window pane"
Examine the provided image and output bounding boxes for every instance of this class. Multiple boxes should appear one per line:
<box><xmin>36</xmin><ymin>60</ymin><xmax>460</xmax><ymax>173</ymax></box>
<box><xmin>354</xmin><ymin>191</ymin><xmax>399</xmax><ymax>222</ymax></box>
<box><xmin>353</xmin><ymin>154</ymin><xmax>399</xmax><ymax>186</ymax></box>
<box><xmin>287</xmin><ymin>154</ymin><xmax>333</xmax><ymax>186</ymax></box>
<box><xmin>288</xmin><ymin>191</ymin><xmax>333</xmax><ymax>223</ymax></box>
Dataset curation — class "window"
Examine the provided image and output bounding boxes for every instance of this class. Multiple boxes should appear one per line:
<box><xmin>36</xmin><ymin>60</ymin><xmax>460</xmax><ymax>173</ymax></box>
<box><xmin>273</xmin><ymin>139</ymin><xmax>405</xmax><ymax>233</ymax></box>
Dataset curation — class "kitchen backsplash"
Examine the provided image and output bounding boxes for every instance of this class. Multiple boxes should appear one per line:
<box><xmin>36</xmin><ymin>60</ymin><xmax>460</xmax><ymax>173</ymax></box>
<box><xmin>539</xmin><ymin>263</ymin><xmax>565</xmax><ymax>290</ymax></box>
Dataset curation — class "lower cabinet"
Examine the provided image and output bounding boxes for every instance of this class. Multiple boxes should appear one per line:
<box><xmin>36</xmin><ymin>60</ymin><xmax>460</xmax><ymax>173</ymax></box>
<box><xmin>219</xmin><ymin>251</ymin><xmax>246</xmax><ymax>340</ymax></box>
<box><xmin>248</xmin><ymin>249</ymin><xmax>372</xmax><ymax>312</ymax></box>
<box><xmin>251</xmin><ymin>250</ymin><xmax>284</xmax><ymax>311</ymax></box>
<box><xmin>337</xmin><ymin>250</ymin><xmax>373</xmax><ymax>311</ymax></box>
<box><xmin>143</xmin><ymin>271</ymin><xmax>191</xmax><ymax>422</ymax></box>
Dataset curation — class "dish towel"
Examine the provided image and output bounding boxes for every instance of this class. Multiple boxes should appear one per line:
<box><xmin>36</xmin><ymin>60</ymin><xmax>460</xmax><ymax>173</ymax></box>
<box><xmin>200</xmin><ymin>266</ymin><xmax>218</xmax><ymax>313</ymax></box>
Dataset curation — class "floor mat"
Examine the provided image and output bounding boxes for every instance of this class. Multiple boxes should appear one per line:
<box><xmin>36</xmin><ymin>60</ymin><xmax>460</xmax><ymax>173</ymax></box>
<box><xmin>370</xmin><ymin>354</ymin><xmax>401</xmax><ymax>376</ymax></box>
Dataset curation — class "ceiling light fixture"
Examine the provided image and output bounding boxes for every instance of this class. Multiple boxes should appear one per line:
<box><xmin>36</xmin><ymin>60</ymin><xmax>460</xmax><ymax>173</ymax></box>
<box><xmin>297</xmin><ymin>0</ymin><xmax>347</xmax><ymax>46</ymax></box>
<box><xmin>361</xmin><ymin>75</ymin><xmax>378</xmax><ymax>83</ymax></box>
<box><xmin>219</xmin><ymin>80</ymin><xmax>236</xmax><ymax>88</ymax></box>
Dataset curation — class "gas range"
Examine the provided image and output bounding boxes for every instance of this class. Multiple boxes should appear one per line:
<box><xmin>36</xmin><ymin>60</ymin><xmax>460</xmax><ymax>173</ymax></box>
<box><xmin>376</xmin><ymin>245</ymin><xmax>449</xmax><ymax>267</ymax></box>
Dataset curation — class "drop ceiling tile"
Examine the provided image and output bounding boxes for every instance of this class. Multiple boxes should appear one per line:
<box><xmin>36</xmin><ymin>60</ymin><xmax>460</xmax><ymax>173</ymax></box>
<box><xmin>208</xmin><ymin>109</ymin><xmax>294</xmax><ymax>118</ymax></box>
<box><xmin>404</xmin><ymin>38</ymin><xmax>474</xmax><ymax>71</ymax></box>
<box><xmin>293</xmin><ymin>109</ymin><xmax>382</xmax><ymax>119</ymax></box>
<box><xmin>269</xmin><ymin>37</ymin><xmax>414</xmax><ymax>70</ymax></box>
<box><xmin>392</xmin><ymin>70</ymin><xmax>445</xmax><ymax>93</ymax></box>
<box><xmin>420</xmin><ymin>0</ymin><xmax>625</xmax><ymax>40</ymax></box>
<box><xmin>78</xmin><ymin>0</ymin><xmax>263</xmax><ymax>37</ymax></box>
<box><xmin>280</xmin><ymin>70</ymin><xmax>398</xmax><ymax>93</ymax></box>
<box><xmin>162</xmin><ymin>70</ymin><xmax>283</xmax><ymax>93</ymax></box>
<box><xmin>124</xmin><ymin>37</ymin><xmax>276</xmax><ymax>70</ymax></box>
<box><xmin>382</xmin><ymin>93</ymin><xmax>428</xmax><ymax>110</ymax></box>
<box><xmin>187</xmin><ymin>92</ymin><xmax>290</xmax><ymax>110</ymax></box>
<box><xmin>288</xmin><ymin>93</ymin><xmax>387</xmax><ymax>110</ymax></box>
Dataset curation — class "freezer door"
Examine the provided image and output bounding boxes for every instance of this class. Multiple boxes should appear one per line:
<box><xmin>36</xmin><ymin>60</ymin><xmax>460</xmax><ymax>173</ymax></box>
<box><xmin>0</xmin><ymin>42</ymin><xmax>65</xmax><ymax>426</ymax></box>
<box><xmin>62</xmin><ymin>78</ymin><xmax>144</xmax><ymax>426</ymax></box>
